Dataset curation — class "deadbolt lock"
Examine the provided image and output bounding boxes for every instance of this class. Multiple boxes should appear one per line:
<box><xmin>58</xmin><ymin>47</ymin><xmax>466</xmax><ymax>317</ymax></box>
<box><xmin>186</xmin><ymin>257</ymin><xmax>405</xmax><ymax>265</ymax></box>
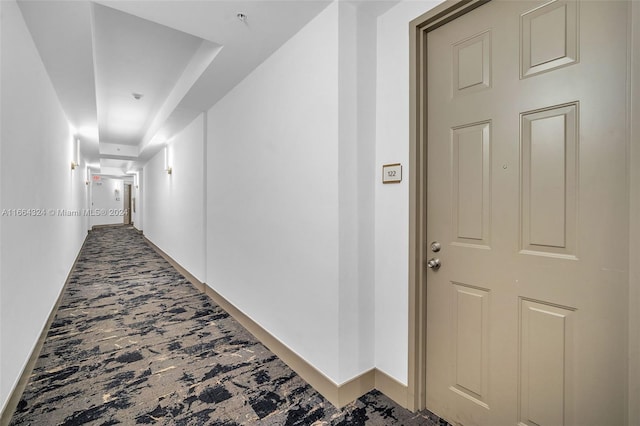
<box><xmin>430</xmin><ymin>241</ymin><xmax>441</xmax><ymax>252</ymax></box>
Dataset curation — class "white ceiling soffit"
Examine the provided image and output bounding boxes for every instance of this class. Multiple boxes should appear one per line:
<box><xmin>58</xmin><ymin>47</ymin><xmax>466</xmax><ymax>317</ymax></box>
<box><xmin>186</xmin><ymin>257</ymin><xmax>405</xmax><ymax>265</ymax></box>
<box><xmin>99</xmin><ymin>143</ymin><xmax>139</xmax><ymax>159</ymax></box>
<box><xmin>94</xmin><ymin>0</ymin><xmax>333</xmax><ymax>145</ymax></box>
<box><xmin>92</xmin><ymin>3</ymin><xmax>219</xmax><ymax>148</ymax></box>
<box><xmin>17</xmin><ymin>0</ymin><xmax>101</xmax><ymax>162</ymax></box>
<box><xmin>18</xmin><ymin>0</ymin><xmax>334</xmax><ymax>172</ymax></box>
<box><xmin>100</xmin><ymin>157</ymin><xmax>137</xmax><ymax>176</ymax></box>
<box><xmin>347</xmin><ymin>0</ymin><xmax>400</xmax><ymax>17</ymax></box>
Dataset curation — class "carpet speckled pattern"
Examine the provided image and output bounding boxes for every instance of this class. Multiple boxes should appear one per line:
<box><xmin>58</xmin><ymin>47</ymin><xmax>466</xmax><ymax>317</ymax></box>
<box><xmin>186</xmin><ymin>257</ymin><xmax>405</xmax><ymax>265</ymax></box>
<box><xmin>10</xmin><ymin>226</ymin><xmax>446</xmax><ymax>425</ymax></box>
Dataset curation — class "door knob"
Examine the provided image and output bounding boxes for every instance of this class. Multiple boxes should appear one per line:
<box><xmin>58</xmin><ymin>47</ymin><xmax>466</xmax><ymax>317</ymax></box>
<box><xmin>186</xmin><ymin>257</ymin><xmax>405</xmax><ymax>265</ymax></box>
<box><xmin>427</xmin><ymin>258</ymin><xmax>441</xmax><ymax>270</ymax></box>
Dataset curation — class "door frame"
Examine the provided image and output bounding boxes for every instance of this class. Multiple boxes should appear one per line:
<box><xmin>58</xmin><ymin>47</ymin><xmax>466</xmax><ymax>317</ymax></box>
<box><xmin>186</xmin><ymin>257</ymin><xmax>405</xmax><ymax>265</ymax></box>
<box><xmin>407</xmin><ymin>1</ymin><xmax>640</xmax><ymax>423</ymax></box>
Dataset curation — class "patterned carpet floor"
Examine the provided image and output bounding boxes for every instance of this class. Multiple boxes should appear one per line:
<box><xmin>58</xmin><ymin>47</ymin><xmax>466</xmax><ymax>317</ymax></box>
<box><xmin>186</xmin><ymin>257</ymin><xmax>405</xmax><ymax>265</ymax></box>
<box><xmin>9</xmin><ymin>226</ymin><xmax>445</xmax><ymax>425</ymax></box>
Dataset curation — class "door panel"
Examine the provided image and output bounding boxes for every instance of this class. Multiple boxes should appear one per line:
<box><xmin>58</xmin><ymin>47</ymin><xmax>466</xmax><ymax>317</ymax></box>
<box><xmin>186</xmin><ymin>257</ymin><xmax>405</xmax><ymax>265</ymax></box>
<box><xmin>450</xmin><ymin>283</ymin><xmax>490</xmax><ymax>408</ymax></box>
<box><xmin>452</xmin><ymin>121</ymin><xmax>491</xmax><ymax>247</ymax></box>
<box><xmin>521</xmin><ymin>103</ymin><xmax>578</xmax><ymax>258</ymax></box>
<box><xmin>425</xmin><ymin>1</ymin><xmax>629</xmax><ymax>425</ymax></box>
<box><xmin>519</xmin><ymin>299</ymin><xmax>575</xmax><ymax>426</ymax></box>
<box><xmin>521</xmin><ymin>1</ymin><xmax>578</xmax><ymax>77</ymax></box>
<box><xmin>124</xmin><ymin>183</ymin><xmax>131</xmax><ymax>225</ymax></box>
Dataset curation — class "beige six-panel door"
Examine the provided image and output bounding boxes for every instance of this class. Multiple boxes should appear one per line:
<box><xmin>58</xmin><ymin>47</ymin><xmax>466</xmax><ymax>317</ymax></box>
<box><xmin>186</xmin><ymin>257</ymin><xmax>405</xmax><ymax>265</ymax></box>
<box><xmin>425</xmin><ymin>1</ymin><xmax>629</xmax><ymax>425</ymax></box>
<box><xmin>124</xmin><ymin>183</ymin><xmax>131</xmax><ymax>225</ymax></box>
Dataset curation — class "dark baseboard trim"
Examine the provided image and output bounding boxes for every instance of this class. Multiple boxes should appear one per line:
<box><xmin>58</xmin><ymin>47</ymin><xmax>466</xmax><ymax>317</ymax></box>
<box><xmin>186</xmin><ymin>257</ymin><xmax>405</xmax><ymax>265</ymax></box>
<box><xmin>142</xmin><ymin>236</ymin><xmax>204</xmax><ymax>293</ymax></box>
<box><xmin>203</xmin><ymin>285</ymin><xmax>376</xmax><ymax>408</ymax></box>
<box><xmin>142</xmin><ymin>237</ymin><xmax>410</xmax><ymax>410</ymax></box>
<box><xmin>0</xmin><ymin>234</ymin><xmax>90</xmax><ymax>426</ymax></box>
<box><xmin>375</xmin><ymin>368</ymin><xmax>409</xmax><ymax>408</ymax></box>
<box><xmin>90</xmin><ymin>223</ymin><xmax>127</xmax><ymax>230</ymax></box>
<box><xmin>1</xmin><ymin>230</ymin><xmax>411</xmax><ymax>425</ymax></box>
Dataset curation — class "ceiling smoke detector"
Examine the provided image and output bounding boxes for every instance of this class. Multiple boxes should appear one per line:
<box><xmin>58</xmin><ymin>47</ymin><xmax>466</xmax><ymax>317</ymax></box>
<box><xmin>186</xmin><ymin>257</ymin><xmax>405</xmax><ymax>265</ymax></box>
<box><xmin>237</xmin><ymin>13</ymin><xmax>247</xmax><ymax>23</ymax></box>
<box><xmin>132</xmin><ymin>92</ymin><xmax>143</xmax><ymax>100</ymax></box>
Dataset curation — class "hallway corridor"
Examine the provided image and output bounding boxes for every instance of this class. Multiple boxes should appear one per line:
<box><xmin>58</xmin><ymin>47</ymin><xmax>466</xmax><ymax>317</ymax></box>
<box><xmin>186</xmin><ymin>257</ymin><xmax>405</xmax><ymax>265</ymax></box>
<box><xmin>9</xmin><ymin>227</ymin><xmax>440</xmax><ymax>425</ymax></box>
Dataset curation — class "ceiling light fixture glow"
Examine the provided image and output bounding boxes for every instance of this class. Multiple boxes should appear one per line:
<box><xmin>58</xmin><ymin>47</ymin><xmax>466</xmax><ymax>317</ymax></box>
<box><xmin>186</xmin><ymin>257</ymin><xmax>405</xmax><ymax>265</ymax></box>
<box><xmin>164</xmin><ymin>146</ymin><xmax>172</xmax><ymax>175</ymax></box>
<box><xmin>77</xmin><ymin>126</ymin><xmax>99</xmax><ymax>140</ymax></box>
<box><xmin>150</xmin><ymin>135</ymin><xmax>166</xmax><ymax>146</ymax></box>
<box><xmin>71</xmin><ymin>138</ymin><xmax>80</xmax><ymax>170</ymax></box>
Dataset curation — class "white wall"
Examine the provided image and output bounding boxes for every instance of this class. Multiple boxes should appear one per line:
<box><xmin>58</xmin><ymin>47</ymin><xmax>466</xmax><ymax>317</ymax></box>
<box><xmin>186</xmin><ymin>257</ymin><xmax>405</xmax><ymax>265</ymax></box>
<box><xmin>374</xmin><ymin>0</ymin><xmax>444</xmax><ymax>384</ymax></box>
<box><xmin>90</xmin><ymin>177</ymin><xmax>124</xmax><ymax>227</ymax></box>
<box><xmin>205</xmin><ymin>0</ymin><xmax>445</xmax><ymax>387</ymax></box>
<box><xmin>143</xmin><ymin>114</ymin><xmax>205</xmax><ymax>282</ymax></box>
<box><xmin>207</xmin><ymin>3</ymin><xmax>343</xmax><ymax>381</ymax></box>
<box><xmin>338</xmin><ymin>2</ymin><xmax>360</xmax><ymax>381</ymax></box>
<box><xmin>0</xmin><ymin>0</ymin><xmax>88</xmax><ymax>411</ymax></box>
<box><xmin>337</xmin><ymin>1</ymin><xmax>381</xmax><ymax>382</ymax></box>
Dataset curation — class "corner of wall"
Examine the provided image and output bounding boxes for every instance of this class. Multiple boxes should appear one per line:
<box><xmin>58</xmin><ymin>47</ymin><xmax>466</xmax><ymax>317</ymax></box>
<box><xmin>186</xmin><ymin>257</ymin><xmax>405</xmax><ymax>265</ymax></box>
<box><xmin>373</xmin><ymin>0</ymin><xmax>445</xmax><ymax>388</ymax></box>
<box><xmin>206</xmin><ymin>1</ymin><xmax>342</xmax><ymax>382</ymax></box>
<box><xmin>337</xmin><ymin>0</ymin><xmax>362</xmax><ymax>383</ymax></box>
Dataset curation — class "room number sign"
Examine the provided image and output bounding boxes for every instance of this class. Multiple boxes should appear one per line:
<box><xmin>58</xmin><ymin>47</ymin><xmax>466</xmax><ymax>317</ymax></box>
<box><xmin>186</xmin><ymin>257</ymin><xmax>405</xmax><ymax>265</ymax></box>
<box><xmin>382</xmin><ymin>163</ymin><xmax>402</xmax><ymax>184</ymax></box>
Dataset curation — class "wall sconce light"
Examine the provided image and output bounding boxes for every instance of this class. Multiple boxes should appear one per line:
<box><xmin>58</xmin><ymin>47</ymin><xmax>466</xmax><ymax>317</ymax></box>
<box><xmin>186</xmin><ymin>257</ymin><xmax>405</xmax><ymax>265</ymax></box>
<box><xmin>164</xmin><ymin>146</ymin><xmax>172</xmax><ymax>175</ymax></box>
<box><xmin>71</xmin><ymin>137</ymin><xmax>80</xmax><ymax>170</ymax></box>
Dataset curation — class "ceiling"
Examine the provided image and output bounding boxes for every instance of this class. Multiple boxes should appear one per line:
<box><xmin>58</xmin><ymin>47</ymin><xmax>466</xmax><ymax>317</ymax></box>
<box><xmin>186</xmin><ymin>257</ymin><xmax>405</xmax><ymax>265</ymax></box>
<box><xmin>17</xmin><ymin>0</ymin><xmax>397</xmax><ymax>177</ymax></box>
